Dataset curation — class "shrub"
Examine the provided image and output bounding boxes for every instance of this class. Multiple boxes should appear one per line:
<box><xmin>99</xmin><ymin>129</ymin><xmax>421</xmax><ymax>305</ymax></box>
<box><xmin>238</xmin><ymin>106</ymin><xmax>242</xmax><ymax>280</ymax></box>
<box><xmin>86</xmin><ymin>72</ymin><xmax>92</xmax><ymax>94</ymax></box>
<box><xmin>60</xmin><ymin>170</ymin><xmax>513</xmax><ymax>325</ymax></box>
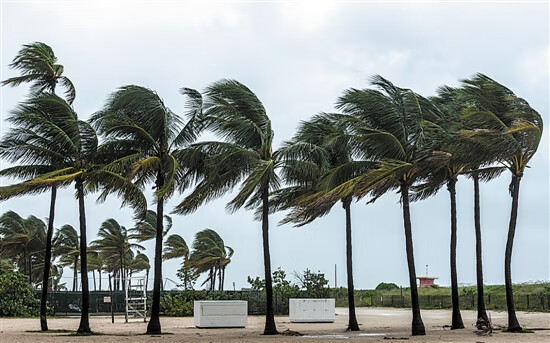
<box><xmin>375</xmin><ymin>282</ymin><xmax>399</xmax><ymax>291</ymax></box>
<box><xmin>0</xmin><ymin>265</ymin><xmax>40</xmax><ymax>316</ymax></box>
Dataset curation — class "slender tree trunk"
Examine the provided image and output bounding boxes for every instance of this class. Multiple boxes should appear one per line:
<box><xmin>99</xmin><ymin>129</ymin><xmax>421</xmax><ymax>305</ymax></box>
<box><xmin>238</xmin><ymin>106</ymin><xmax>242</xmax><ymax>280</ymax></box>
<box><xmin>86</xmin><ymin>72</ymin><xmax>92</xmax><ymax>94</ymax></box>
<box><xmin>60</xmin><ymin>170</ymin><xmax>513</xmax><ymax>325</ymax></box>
<box><xmin>76</xmin><ymin>178</ymin><xmax>91</xmax><ymax>333</ymax></box>
<box><xmin>473</xmin><ymin>173</ymin><xmax>489</xmax><ymax>328</ymax></box>
<box><xmin>400</xmin><ymin>182</ymin><xmax>425</xmax><ymax>336</ymax></box>
<box><xmin>505</xmin><ymin>174</ymin><xmax>522</xmax><ymax>331</ymax></box>
<box><xmin>146</xmin><ymin>172</ymin><xmax>165</xmax><ymax>335</ymax></box>
<box><xmin>29</xmin><ymin>257</ymin><xmax>33</xmax><ymax>284</ymax></box>
<box><xmin>120</xmin><ymin>255</ymin><xmax>125</xmax><ymax>292</ymax></box>
<box><xmin>23</xmin><ymin>250</ymin><xmax>28</xmax><ymax>282</ymax></box>
<box><xmin>448</xmin><ymin>178</ymin><xmax>464</xmax><ymax>329</ymax></box>
<box><xmin>73</xmin><ymin>260</ymin><xmax>78</xmax><ymax>292</ymax></box>
<box><xmin>221</xmin><ymin>268</ymin><xmax>225</xmax><ymax>291</ymax></box>
<box><xmin>98</xmin><ymin>269</ymin><xmax>102</xmax><ymax>291</ymax></box>
<box><xmin>342</xmin><ymin>198</ymin><xmax>359</xmax><ymax>331</ymax></box>
<box><xmin>261</xmin><ymin>187</ymin><xmax>278</xmax><ymax>335</ymax></box>
<box><xmin>218</xmin><ymin>266</ymin><xmax>222</xmax><ymax>291</ymax></box>
<box><xmin>92</xmin><ymin>270</ymin><xmax>96</xmax><ymax>291</ymax></box>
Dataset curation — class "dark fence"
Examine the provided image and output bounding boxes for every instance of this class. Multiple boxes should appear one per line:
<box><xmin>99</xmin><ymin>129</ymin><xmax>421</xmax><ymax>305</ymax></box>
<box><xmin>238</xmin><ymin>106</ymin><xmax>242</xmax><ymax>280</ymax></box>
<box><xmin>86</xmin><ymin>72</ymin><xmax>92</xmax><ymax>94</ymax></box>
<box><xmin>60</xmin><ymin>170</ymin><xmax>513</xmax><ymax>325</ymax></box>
<box><xmin>37</xmin><ymin>290</ymin><xmax>292</xmax><ymax>316</ymax></box>
<box><xmin>360</xmin><ymin>294</ymin><xmax>550</xmax><ymax>312</ymax></box>
<box><xmin>39</xmin><ymin>291</ymin><xmax>550</xmax><ymax>316</ymax></box>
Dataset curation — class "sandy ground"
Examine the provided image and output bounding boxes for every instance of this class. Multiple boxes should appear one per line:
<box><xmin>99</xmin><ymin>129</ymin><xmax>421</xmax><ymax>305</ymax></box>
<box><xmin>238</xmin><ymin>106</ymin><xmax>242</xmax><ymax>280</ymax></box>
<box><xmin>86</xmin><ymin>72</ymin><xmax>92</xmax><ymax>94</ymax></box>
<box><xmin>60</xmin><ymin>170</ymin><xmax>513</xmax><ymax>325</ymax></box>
<box><xmin>1</xmin><ymin>308</ymin><xmax>549</xmax><ymax>343</ymax></box>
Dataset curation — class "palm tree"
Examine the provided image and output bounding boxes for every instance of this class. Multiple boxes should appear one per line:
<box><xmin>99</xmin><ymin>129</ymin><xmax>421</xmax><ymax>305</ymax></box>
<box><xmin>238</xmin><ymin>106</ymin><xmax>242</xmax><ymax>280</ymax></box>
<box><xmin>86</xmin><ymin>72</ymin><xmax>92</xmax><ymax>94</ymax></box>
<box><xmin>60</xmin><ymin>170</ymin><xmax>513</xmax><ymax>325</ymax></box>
<box><xmin>53</xmin><ymin>224</ymin><xmax>80</xmax><ymax>291</ymax></box>
<box><xmin>174</xmin><ymin>80</ymin><xmax>280</xmax><ymax>334</ymax></box>
<box><xmin>309</xmin><ymin>76</ymin><xmax>443</xmax><ymax>335</ymax></box>
<box><xmin>1</xmin><ymin>42</ymin><xmax>75</xmax><ymax>104</ymax></box>
<box><xmin>0</xmin><ymin>94</ymin><xmax>145</xmax><ymax>333</ymax></box>
<box><xmin>129</xmin><ymin>210</ymin><xmax>172</xmax><ymax>243</ymax></box>
<box><xmin>0</xmin><ymin>211</ymin><xmax>47</xmax><ymax>284</ymax></box>
<box><xmin>87</xmin><ymin>251</ymin><xmax>105</xmax><ymax>291</ymax></box>
<box><xmin>90</xmin><ymin>218</ymin><xmax>144</xmax><ymax>292</ymax></box>
<box><xmin>90</xmin><ymin>85</ymin><xmax>201</xmax><ymax>334</ymax></box>
<box><xmin>1</xmin><ymin>41</ymin><xmax>75</xmax><ymax>331</ymax></box>
<box><xmin>128</xmin><ymin>251</ymin><xmax>150</xmax><ymax>280</ymax></box>
<box><xmin>275</xmin><ymin>113</ymin><xmax>374</xmax><ymax>331</ymax></box>
<box><xmin>423</xmin><ymin>85</ymin><xmax>506</xmax><ymax>328</ymax></box>
<box><xmin>186</xmin><ymin>229</ymin><xmax>233</xmax><ymax>291</ymax></box>
<box><xmin>460</xmin><ymin>74</ymin><xmax>543</xmax><ymax>331</ymax></box>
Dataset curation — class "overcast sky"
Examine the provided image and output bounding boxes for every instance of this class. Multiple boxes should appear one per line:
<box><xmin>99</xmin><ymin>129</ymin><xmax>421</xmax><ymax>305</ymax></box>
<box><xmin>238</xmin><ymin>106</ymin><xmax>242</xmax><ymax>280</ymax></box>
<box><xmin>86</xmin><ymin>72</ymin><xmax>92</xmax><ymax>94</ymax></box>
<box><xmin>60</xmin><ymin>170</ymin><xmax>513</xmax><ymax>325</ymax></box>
<box><xmin>1</xmin><ymin>1</ymin><xmax>548</xmax><ymax>291</ymax></box>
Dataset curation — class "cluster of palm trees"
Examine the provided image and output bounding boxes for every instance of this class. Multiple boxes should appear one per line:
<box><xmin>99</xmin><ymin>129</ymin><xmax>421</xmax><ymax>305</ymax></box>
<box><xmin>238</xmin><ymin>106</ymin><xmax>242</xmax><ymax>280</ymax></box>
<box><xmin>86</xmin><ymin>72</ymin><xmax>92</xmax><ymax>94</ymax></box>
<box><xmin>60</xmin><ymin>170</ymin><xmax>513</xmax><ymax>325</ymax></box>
<box><xmin>0</xmin><ymin>41</ymin><xmax>542</xmax><ymax>337</ymax></box>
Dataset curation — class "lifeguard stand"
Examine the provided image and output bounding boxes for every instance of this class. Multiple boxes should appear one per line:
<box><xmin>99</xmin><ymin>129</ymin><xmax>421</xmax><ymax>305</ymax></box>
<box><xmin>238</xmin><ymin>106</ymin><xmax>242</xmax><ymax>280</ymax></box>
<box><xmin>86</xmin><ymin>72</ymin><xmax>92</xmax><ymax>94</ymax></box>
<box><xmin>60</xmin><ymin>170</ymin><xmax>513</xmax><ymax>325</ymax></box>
<box><xmin>125</xmin><ymin>276</ymin><xmax>147</xmax><ymax>322</ymax></box>
<box><xmin>416</xmin><ymin>265</ymin><xmax>438</xmax><ymax>288</ymax></box>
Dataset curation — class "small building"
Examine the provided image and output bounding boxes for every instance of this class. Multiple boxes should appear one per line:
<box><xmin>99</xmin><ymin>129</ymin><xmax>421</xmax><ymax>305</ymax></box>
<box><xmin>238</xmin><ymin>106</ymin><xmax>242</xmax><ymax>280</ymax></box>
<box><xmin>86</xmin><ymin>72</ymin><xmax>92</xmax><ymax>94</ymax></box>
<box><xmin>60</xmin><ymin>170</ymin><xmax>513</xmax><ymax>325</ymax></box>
<box><xmin>417</xmin><ymin>276</ymin><xmax>438</xmax><ymax>288</ymax></box>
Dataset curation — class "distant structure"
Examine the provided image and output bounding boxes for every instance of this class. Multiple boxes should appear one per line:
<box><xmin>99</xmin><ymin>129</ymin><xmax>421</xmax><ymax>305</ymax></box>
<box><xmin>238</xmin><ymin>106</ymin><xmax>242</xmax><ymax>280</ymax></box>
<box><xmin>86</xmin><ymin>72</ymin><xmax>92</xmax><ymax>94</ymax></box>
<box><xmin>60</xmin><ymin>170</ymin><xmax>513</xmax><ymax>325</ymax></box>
<box><xmin>417</xmin><ymin>265</ymin><xmax>438</xmax><ymax>288</ymax></box>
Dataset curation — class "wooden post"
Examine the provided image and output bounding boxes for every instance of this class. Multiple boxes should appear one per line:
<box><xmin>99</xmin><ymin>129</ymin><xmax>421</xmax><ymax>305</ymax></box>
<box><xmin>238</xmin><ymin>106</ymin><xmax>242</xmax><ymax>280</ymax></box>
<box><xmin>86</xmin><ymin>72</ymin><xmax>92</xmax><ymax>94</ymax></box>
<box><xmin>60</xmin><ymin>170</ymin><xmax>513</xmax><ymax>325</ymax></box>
<box><xmin>109</xmin><ymin>274</ymin><xmax>114</xmax><ymax>323</ymax></box>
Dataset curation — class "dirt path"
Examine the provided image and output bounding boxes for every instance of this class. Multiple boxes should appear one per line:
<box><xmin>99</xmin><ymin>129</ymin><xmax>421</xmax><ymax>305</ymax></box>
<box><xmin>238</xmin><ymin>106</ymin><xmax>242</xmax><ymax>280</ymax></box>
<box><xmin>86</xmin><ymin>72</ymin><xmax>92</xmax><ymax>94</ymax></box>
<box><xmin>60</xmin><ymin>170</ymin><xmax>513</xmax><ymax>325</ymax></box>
<box><xmin>1</xmin><ymin>308</ymin><xmax>549</xmax><ymax>342</ymax></box>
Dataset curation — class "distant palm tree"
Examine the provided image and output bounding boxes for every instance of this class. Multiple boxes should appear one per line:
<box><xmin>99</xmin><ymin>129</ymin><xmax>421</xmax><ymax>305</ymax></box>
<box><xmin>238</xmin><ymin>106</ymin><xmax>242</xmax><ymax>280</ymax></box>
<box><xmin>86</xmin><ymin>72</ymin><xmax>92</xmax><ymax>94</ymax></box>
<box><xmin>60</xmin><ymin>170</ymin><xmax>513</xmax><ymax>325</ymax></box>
<box><xmin>128</xmin><ymin>251</ymin><xmax>150</xmax><ymax>280</ymax></box>
<box><xmin>0</xmin><ymin>211</ymin><xmax>47</xmax><ymax>284</ymax></box>
<box><xmin>91</xmin><ymin>85</ymin><xmax>201</xmax><ymax>334</ymax></box>
<box><xmin>53</xmin><ymin>225</ymin><xmax>80</xmax><ymax>291</ymax></box>
<box><xmin>91</xmin><ymin>218</ymin><xmax>144</xmax><ymax>292</ymax></box>
<box><xmin>0</xmin><ymin>94</ymin><xmax>145</xmax><ymax>333</ymax></box>
<box><xmin>87</xmin><ymin>251</ymin><xmax>105</xmax><ymax>291</ymax></box>
<box><xmin>460</xmin><ymin>74</ymin><xmax>543</xmax><ymax>331</ymax></box>
<box><xmin>129</xmin><ymin>210</ymin><xmax>172</xmax><ymax>243</ymax></box>
<box><xmin>1</xmin><ymin>41</ymin><xmax>75</xmax><ymax>331</ymax></box>
<box><xmin>186</xmin><ymin>229</ymin><xmax>233</xmax><ymax>291</ymax></box>
<box><xmin>175</xmin><ymin>80</ymin><xmax>279</xmax><ymax>334</ymax></box>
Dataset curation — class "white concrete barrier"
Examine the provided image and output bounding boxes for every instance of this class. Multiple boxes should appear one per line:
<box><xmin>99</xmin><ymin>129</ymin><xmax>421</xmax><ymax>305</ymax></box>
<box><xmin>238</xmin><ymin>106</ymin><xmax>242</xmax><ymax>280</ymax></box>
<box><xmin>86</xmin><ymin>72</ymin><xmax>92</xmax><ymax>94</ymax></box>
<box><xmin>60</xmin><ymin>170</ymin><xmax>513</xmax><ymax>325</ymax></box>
<box><xmin>193</xmin><ymin>300</ymin><xmax>248</xmax><ymax>328</ymax></box>
<box><xmin>289</xmin><ymin>298</ymin><xmax>335</xmax><ymax>323</ymax></box>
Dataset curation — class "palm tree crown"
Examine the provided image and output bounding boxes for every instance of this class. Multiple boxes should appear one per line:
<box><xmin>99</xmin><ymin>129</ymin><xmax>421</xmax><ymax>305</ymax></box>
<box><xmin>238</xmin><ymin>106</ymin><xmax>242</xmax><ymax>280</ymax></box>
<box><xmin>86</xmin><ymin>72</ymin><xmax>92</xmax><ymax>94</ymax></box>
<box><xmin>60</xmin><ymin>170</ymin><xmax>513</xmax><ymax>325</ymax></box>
<box><xmin>1</xmin><ymin>42</ymin><xmax>75</xmax><ymax>104</ymax></box>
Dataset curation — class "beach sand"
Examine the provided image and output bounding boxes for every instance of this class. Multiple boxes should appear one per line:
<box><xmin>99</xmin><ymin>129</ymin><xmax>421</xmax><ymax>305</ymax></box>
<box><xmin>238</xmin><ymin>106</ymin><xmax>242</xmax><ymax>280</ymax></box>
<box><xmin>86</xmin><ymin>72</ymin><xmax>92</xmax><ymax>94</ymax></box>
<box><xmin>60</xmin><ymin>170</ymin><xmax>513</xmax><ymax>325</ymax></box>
<box><xmin>1</xmin><ymin>307</ymin><xmax>549</xmax><ymax>342</ymax></box>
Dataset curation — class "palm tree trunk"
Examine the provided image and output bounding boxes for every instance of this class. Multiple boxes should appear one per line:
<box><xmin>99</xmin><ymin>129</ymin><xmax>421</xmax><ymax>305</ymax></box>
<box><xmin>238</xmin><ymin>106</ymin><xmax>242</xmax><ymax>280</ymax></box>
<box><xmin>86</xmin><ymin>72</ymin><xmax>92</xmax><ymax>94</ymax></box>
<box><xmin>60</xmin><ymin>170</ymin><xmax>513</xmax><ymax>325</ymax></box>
<box><xmin>473</xmin><ymin>173</ymin><xmax>489</xmax><ymax>328</ymax></box>
<box><xmin>76</xmin><ymin>178</ymin><xmax>91</xmax><ymax>334</ymax></box>
<box><xmin>261</xmin><ymin>187</ymin><xmax>278</xmax><ymax>335</ymax></box>
<box><xmin>23</xmin><ymin>249</ymin><xmax>28</xmax><ymax>282</ymax></box>
<box><xmin>73</xmin><ymin>260</ymin><xmax>78</xmax><ymax>292</ymax></box>
<box><xmin>146</xmin><ymin>172</ymin><xmax>165</xmax><ymax>335</ymax></box>
<box><xmin>120</xmin><ymin>254</ymin><xmax>125</xmax><ymax>292</ymax></box>
<box><xmin>92</xmin><ymin>270</ymin><xmax>96</xmax><ymax>291</ymax></box>
<box><xmin>221</xmin><ymin>267</ymin><xmax>225</xmax><ymax>291</ymax></box>
<box><xmin>447</xmin><ymin>178</ymin><xmax>464</xmax><ymax>329</ymax></box>
<box><xmin>342</xmin><ymin>198</ymin><xmax>359</xmax><ymax>331</ymax></box>
<box><xmin>505</xmin><ymin>174</ymin><xmax>522</xmax><ymax>331</ymax></box>
<box><xmin>400</xmin><ymin>182</ymin><xmax>425</xmax><ymax>336</ymax></box>
<box><xmin>29</xmin><ymin>257</ymin><xmax>33</xmax><ymax>284</ymax></box>
<box><xmin>218</xmin><ymin>267</ymin><xmax>222</xmax><ymax>291</ymax></box>
<box><xmin>98</xmin><ymin>269</ymin><xmax>102</xmax><ymax>291</ymax></box>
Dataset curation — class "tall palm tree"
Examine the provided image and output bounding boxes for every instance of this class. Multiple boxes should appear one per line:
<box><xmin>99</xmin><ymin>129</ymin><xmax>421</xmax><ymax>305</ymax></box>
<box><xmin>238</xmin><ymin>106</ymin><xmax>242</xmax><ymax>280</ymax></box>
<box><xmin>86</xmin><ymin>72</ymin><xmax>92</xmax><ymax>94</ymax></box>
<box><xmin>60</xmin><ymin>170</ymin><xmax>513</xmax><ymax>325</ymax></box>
<box><xmin>309</xmin><ymin>76</ymin><xmax>443</xmax><ymax>335</ymax></box>
<box><xmin>90</xmin><ymin>219</ymin><xmax>143</xmax><ymax>292</ymax></box>
<box><xmin>424</xmin><ymin>85</ymin><xmax>506</xmax><ymax>328</ymax></box>
<box><xmin>460</xmin><ymin>74</ymin><xmax>543</xmax><ymax>331</ymax></box>
<box><xmin>174</xmin><ymin>80</ymin><xmax>280</xmax><ymax>334</ymax></box>
<box><xmin>275</xmin><ymin>112</ymin><xmax>374</xmax><ymax>331</ymax></box>
<box><xmin>1</xmin><ymin>41</ymin><xmax>75</xmax><ymax>331</ymax></box>
<box><xmin>90</xmin><ymin>85</ymin><xmax>201</xmax><ymax>334</ymax></box>
<box><xmin>0</xmin><ymin>211</ymin><xmax>47</xmax><ymax>284</ymax></box>
<box><xmin>53</xmin><ymin>224</ymin><xmax>80</xmax><ymax>291</ymax></box>
<box><xmin>0</xmin><ymin>94</ymin><xmax>145</xmax><ymax>333</ymax></box>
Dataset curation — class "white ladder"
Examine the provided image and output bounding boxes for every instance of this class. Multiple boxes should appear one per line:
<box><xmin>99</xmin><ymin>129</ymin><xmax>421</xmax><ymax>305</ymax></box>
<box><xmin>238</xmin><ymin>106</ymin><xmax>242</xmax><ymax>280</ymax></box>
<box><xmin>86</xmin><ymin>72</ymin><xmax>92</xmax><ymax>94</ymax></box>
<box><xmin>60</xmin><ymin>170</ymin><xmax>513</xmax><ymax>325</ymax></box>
<box><xmin>125</xmin><ymin>276</ymin><xmax>147</xmax><ymax>323</ymax></box>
